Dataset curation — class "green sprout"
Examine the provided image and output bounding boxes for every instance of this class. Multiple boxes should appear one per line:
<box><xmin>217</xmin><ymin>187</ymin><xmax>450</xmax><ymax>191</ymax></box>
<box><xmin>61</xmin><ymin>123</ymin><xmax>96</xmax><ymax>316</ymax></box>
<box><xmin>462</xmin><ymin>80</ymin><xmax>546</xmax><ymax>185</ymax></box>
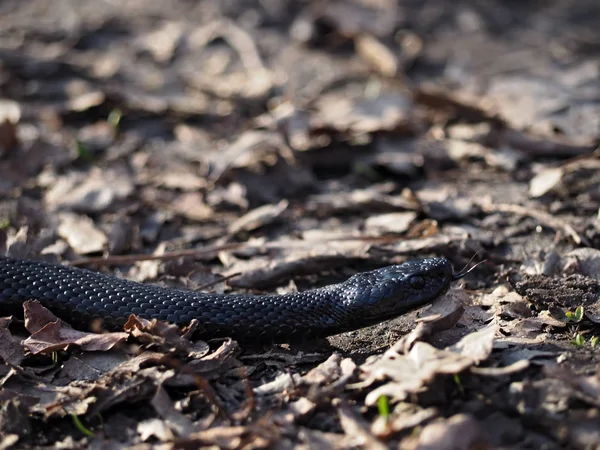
<box><xmin>107</xmin><ymin>108</ymin><xmax>122</xmax><ymax>130</ymax></box>
<box><xmin>75</xmin><ymin>139</ymin><xmax>93</xmax><ymax>162</ymax></box>
<box><xmin>571</xmin><ymin>333</ymin><xmax>586</xmax><ymax>348</ymax></box>
<box><xmin>71</xmin><ymin>414</ymin><xmax>94</xmax><ymax>437</ymax></box>
<box><xmin>566</xmin><ymin>306</ymin><xmax>584</xmax><ymax>323</ymax></box>
<box><xmin>377</xmin><ymin>395</ymin><xmax>390</xmax><ymax>420</ymax></box>
<box><xmin>591</xmin><ymin>336</ymin><xmax>599</xmax><ymax>348</ymax></box>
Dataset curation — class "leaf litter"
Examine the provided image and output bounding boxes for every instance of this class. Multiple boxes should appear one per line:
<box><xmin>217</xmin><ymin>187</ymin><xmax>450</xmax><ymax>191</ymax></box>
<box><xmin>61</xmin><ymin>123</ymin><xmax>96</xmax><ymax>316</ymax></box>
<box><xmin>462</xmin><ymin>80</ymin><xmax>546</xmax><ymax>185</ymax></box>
<box><xmin>0</xmin><ymin>0</ymin><xmax>600</xmax><ymax>448</ymax></box>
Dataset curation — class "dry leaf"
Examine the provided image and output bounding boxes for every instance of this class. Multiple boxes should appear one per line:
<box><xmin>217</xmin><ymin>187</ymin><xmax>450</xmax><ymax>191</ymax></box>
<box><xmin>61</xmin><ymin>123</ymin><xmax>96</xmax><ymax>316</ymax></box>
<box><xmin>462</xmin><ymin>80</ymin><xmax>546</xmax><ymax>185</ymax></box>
<box><xmin>22</xmin><ymin>301</ymin><xmax>127</xmax><ymax>354</ymax></box>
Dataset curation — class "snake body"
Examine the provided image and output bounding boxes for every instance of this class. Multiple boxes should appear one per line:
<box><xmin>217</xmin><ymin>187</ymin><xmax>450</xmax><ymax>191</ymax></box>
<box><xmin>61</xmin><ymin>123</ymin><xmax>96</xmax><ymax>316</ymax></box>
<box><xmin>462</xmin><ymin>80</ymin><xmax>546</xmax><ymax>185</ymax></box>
<box><xmin>0</xmin><ymin>257</ymin><xmax>458</xmax><ymax>343</ymax></box>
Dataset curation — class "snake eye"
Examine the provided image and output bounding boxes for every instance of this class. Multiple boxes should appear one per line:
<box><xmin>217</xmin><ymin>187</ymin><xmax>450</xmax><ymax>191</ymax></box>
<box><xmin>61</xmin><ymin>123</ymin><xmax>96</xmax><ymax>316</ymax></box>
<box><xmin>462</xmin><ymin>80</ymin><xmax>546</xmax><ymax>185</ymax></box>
<box><xmin>409</xmin><ymin>275</ymin><xmax>425</xmax><ymax>289</ymax></box>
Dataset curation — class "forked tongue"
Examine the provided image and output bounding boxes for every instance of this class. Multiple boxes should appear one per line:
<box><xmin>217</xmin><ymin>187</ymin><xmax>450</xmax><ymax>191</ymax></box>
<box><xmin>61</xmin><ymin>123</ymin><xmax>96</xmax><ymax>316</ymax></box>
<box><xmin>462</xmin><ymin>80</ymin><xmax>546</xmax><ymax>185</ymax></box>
<box><xmin>452</xmin><ymin>254</ymin><xmax>487</xmax><ymax>281</ymax></box>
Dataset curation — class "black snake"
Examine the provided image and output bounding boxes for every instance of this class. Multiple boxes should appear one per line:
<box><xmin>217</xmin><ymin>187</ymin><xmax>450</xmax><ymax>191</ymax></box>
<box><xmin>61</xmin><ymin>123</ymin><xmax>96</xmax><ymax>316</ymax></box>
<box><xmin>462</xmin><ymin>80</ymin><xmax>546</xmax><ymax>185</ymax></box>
<box><xmin>0</xmin><ymin>256</ymin><xmax>467</xmax><ymax>343</ymax></box>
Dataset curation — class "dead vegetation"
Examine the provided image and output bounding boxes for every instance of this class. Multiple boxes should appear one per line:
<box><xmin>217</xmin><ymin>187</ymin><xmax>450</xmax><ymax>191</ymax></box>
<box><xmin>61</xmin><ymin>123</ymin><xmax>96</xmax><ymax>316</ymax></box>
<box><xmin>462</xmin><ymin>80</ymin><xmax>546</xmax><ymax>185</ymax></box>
<box><xmin>0</xmin><ymin>0</ymin><xmax>600</xmax><ymax>448</ymax></box>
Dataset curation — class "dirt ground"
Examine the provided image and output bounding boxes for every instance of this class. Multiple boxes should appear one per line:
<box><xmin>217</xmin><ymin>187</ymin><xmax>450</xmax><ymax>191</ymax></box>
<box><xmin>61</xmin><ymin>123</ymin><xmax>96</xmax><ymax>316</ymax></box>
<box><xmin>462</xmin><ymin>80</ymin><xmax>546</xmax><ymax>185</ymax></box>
<box><xmin>0</xmin><ymin>0</ymin><xmax>599</xmax><ymax>448</ymax></box>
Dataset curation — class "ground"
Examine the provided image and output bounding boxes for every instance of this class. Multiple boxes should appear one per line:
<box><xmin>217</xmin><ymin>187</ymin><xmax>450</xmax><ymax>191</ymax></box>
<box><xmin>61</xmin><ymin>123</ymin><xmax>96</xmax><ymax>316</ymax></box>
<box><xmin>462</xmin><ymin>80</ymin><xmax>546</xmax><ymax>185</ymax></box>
<box><xmin>0</xmin><ymin>0</ymin><xmax>600</xmax><ymax>448</ymax></box>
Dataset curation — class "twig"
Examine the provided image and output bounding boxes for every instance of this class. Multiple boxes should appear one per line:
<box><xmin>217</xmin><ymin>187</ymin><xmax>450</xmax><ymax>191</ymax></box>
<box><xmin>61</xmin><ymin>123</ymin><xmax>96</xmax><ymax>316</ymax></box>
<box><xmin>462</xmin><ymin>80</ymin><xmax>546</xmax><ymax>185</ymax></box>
<box><xmin>480</xmin><ymin>201</ymin><xmax>588</xmax><ymax>246</ymax></box>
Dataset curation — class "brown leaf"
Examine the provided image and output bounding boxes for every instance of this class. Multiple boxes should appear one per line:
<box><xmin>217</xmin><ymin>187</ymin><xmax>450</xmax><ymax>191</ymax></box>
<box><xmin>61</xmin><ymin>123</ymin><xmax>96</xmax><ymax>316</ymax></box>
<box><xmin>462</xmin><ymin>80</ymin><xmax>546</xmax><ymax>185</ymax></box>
<box><xmin>529</xmin><ymin>167</ymin><xmax>564</xmax><ymax>198</ymax></box>
<box><xmin>397</xmin><ymin>290</ymin><xmax>467</xmax><ymax>352</ymax></box>
<box><xmin>124</xmin><ymin>314</ymin><xmax>191</xmax><ymax>352</ymax></box>
<box><xmin>137</xmin><ymin>418</ymin><xmax>174</xmax><ymax>442</ymax></box>
<box><xmin>355</xmin><ymin>34</ymin><xmax>398</xmax><ymax>76</ymax></box>
<box><xmin>364</xmin><ymin>212</ymin><xmax>417</xmax><ymax>234</ymax></box>
<box><xmin>44</xmin><ymin>167</ymin><xmax>135</xmax><ymax>214</ymax></box>
<box><xmin>22</xmin><ymin>301</ymin><xmax>127</xmax><ymax>354</ymax></box>
<box><xmin>448</xmin><ymin>322</ymin><xmax>499</xmax><ymax>363</ymax></box>
<box><xmin>169</xmin><ymin>192</ymin><xmax>214</xmax><ymax>221</ymax></box>
<box><xmin>360</xmin><ymin>322</ymin><xmax>497</xmax><ymax>406</ymax></box>
<box><xmin>0</xmin><ymin>317</ymin><xmax>25</xmax><ymax>366</ymax></box>
<box><xmin>57</xmin><ymin>212</ymin><xmax>107</xmax><ymax>254</ymax></box>
<box><xmin>227</xmin><ymin>200</ymin><xmax>289</xmax><ymax>235</ymax></box>
<box><xmin>187</xmin><ymin>339</ymin><xmax>239</xmax><ymax>375</ymax></box>
<box><xmin>312</xmin><ymin>92</ymin><xmax>413</xmax><ymax>134</ymax></box>
<box><xmin>362</xmin><ymin>342</ymin><xmax>476</xmax><ymax>406</ymax></box>
<box><xmin>149</xmin><ymin>386</ymin><xmax>194</xmax><ymax>438</ymax></box>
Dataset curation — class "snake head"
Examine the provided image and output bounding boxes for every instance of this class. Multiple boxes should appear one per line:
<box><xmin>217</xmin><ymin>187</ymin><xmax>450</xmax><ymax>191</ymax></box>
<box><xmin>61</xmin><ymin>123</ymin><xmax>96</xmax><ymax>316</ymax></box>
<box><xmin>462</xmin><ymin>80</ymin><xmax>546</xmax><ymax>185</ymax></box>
<box><xmin>343</xmin><ymin>257</ymin><xmax>455</xmax><ymax>322</ymax></box>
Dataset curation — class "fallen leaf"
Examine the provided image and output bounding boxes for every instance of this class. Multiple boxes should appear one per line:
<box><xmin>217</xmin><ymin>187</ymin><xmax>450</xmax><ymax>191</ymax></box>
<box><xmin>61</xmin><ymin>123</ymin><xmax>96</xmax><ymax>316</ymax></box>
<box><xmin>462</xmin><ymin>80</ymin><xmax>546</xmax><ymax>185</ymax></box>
<box><xmin>57</xmin><ymin>212</ymin><xmax>107</xmax><ymax>254</ymax></box>
<box><xmin>529</xmin><ymin>167</ymin><xmax>564</xmax><ymax>198</ymax></box>
<box><xmin>169</xmin><ymin>192</ymin><xmax>214</xmax><ymax>221</ymax></box>
<box><xmin>149</xmin><ymin>386</ymin><xmax>193</xmax><ymax>438</ymax></box>
<box><xmin>312</xmin><ymin>92</ymin><xmax>413</xmax><ymax>134</ymax></box>
<box><xmin>563</xmin><ymin>248</ymin><xmax>600</xmax><ymax>280</ymax></box>
<box><xmin>339</xmin><ymin>404</ymin><xmax>387</xmax><ymax>450</ymax></box>
<box><xmin>0</xmin><ymin>317</ymin><xmax>25</xmax><ymax>366</ymax></box>
<box><xmin>138</xmin><ymin>418</ymin><xmax>174</xmax><ymax>442</ymax></box>
<box><xmin>416</xmin><ymin>414</ymin><xmax>490</xmax><ymax>450</ymax></box>
<box><xmin>22</xmin><ymin>301</ymin><xmax>127</xmax><ymax>354</ymax></box>
<box><xmin>355</xmin><ymin>34</ymin><xmax>398</xmax><ymax>76</ymax></box>
<box><xmin>359</xmin><ymin>322</ymin><xmax>497</xmax><ymax>406</ymax></box>
<box><xmin>44</xmin><ymin>167</ymin><xmax>134</xmax><ymax>213</ymax></box>
<box><xmin>227</xmin><ymin>200</ymin><xmax>289</xmax><ymax>235</ymax></box>
<box><xmin>364</xmin><ymin>212</ymin><xmax>417</xmax><ymax>234</ymax></box>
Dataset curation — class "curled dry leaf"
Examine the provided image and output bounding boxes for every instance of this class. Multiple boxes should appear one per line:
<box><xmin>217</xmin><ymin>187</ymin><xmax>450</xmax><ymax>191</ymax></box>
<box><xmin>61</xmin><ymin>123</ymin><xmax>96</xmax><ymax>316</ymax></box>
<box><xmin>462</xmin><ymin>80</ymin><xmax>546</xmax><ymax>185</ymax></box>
<box><xmin>22</xmin><ymin>301</ymin><xmax>127</xmax><ymax>354</ymax></box>
<box><xmin>396</xmin><ymin>290</ymin><xmax>467</xmax><ymax>352</ymax></box>
<box><xmin>207</xmin><ymin>130</ymin><xmax>295</xmax><ymax>182</ymax></box>
<box><xmin>186</xmin><ymin>338</ymin><xmax>239</xmax><ymax>375</ymax></box>
<box><xmin>302</xmin><ymin>353</ymin><xmax>357</xmax><ymax>401</ymax></box>
<box><xmin>301</xmin><ymin>352</ymin><xmax>350</xmax><ymax>385</ymax></box>
<box><xmin>124</xmin><ymin>314</ymin><xmax>192</xmax><ymax>353</ymax></box>
<box><xmin>360</xmin><ymin>322</ymin><xmax>498</xmax><ymax>406</ymax></box>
